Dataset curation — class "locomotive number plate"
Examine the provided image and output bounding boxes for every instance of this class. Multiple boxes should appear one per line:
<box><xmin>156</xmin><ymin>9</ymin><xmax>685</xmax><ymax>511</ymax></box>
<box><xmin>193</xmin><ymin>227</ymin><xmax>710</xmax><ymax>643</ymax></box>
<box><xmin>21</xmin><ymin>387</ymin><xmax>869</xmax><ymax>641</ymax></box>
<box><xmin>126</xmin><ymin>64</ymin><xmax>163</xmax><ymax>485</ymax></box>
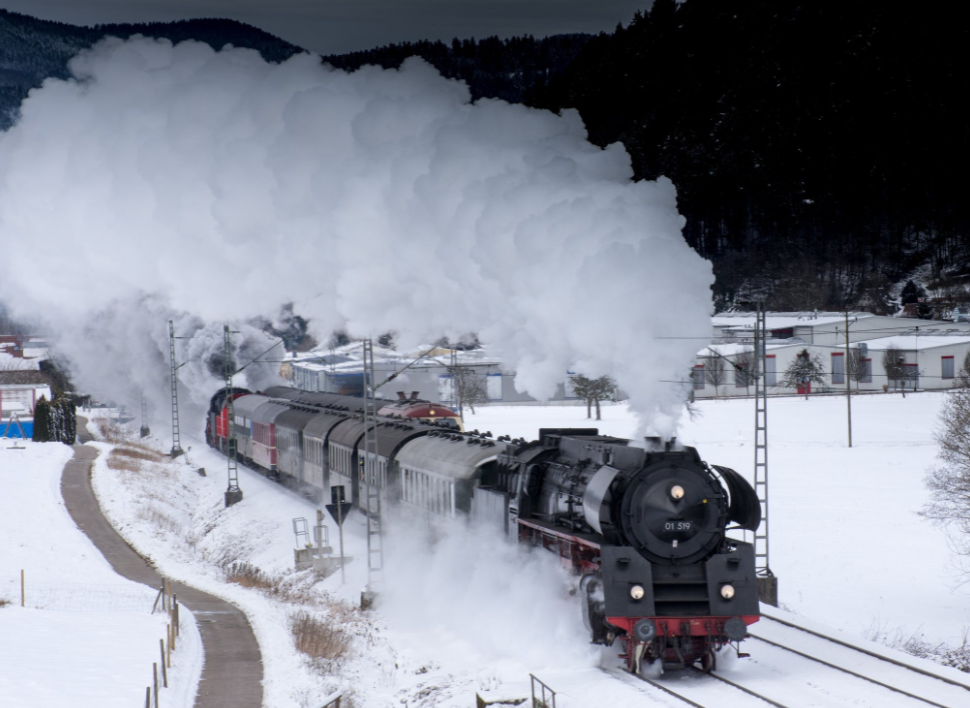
<box><xmin>661</xmin><ymin>519</ymin><xmax>693</xmax><ymax>539</ymax></box>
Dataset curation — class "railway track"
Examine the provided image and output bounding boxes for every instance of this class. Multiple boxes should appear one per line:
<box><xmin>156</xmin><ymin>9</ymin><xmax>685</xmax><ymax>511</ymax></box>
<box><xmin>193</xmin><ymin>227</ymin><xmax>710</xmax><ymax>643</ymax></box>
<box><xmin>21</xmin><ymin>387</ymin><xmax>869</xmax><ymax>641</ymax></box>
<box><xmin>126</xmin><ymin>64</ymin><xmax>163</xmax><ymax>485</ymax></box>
<box><xmin>635</xmin><ymin>669</ymin><xmax>792</xmax><ymax>708</ymax></box>
<box><xmin>611</xmin><ymin>613</ymin><xmax>970</xmax><ymax>708</ymax></box>
<box><xmin>747</xmin><ymin>612</ymin><xmax>970</xmax><ymax>707</ymax></box>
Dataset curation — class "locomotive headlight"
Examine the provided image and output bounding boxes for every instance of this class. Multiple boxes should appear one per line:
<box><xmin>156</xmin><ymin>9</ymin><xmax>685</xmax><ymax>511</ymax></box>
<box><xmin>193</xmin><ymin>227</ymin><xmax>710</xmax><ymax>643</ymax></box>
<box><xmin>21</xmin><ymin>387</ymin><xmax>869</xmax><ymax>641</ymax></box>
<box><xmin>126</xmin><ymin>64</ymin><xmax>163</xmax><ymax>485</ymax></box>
<box><xmin>670</xmin><ymin>484</ymin><xmax>685</xmax><ymax>500</ymax></box>
<box><xmin>630</xmin><ymin>585</ymin><xmax>646</xmax><ymax>601</ymax></box>
<box><xmin>720</xmin><ymin>584</ymin><xmax>736</xmax><ymax>600</ymax></box>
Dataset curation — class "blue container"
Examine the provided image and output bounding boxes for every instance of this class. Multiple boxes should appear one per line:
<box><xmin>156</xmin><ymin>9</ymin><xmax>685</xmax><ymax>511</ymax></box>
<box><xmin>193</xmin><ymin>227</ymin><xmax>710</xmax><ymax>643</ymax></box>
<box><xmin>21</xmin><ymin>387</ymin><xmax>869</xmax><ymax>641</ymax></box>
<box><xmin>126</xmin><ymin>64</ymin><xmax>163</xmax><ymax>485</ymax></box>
<box><xmin>1</xmin><ymin>418</ymin><xmax>33</xmax><ymax>438</ymax></box>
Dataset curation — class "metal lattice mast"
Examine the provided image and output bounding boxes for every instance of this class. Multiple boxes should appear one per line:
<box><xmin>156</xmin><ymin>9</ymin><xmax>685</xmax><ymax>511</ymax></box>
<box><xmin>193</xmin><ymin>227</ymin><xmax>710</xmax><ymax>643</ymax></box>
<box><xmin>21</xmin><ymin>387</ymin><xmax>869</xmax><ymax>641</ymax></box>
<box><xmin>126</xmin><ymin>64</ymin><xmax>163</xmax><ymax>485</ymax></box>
<box><xmin>224</xmin><ymin>325</ymin><xmax>243</xmax><ymax>507</ymax></box>
<box><xmin>362</xmin><ymin>339</ymin><xmax>383</xmax><ymax>591</ymax></box>
<box><xmin>753</xmin><ymin>303</ymin><xmax>777</xmax><ymax>605</ymax></box>
<box><xmin>168</xmin><ymin>321</ymin><xmax>183</xmax><ymax>457</ymax></box>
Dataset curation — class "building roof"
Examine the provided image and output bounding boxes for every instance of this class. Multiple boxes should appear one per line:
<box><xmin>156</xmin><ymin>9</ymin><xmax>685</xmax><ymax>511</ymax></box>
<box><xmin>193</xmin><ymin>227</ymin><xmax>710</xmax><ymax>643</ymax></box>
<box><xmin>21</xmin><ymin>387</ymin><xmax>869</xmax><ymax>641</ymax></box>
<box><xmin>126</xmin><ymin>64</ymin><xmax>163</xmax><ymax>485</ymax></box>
<box><xmin>697</xmin><ymin>339</ymin><xmax>805</xmax><ymax>358</ymax></box>
<box><xmin>713</xmin><ymin>312</ymin><xmax>875</xmax><ymax>330</ymax></box>
<box><xmin>857</xmin><ymin>333</ymin><xmax>970</xmax><ymax>352</ymax></box>
<box><xmin>0</xmin><ymin>371</ymin><xmax>53</xmax><ymax>386</ymax></box>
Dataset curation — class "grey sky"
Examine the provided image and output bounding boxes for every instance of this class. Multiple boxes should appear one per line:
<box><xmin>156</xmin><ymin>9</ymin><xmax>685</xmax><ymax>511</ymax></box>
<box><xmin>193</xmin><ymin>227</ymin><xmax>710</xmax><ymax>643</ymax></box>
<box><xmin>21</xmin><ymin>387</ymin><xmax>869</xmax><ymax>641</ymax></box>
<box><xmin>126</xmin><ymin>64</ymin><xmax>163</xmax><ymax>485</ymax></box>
<box><xmin>2</xmin><ymin>1</ymin><xmax>651</xmax><ymax>55</ymax></box>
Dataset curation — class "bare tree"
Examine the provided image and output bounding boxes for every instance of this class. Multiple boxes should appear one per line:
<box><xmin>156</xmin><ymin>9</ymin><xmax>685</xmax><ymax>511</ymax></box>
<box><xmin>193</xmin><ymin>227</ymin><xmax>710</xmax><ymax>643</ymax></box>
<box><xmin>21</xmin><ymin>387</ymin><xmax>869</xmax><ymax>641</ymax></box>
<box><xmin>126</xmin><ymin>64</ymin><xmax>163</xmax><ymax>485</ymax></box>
<box><xmin>847</xmin><ymin>347</ymin><xmax>870</xmax><ymax>391</ymax></box>
<box><xmin>570</xmin><ymin>374</ymin><xmax>616</xmax><ymax>420</ymax></box>
<box><xmin>703</xmin><ymin>357</ymin><xmax>727</xmax><ymax>398</ymax></box>
<box><xmin>447</xmin><ymin>364</ymin><xmax>489</xmax><ymax>418</ymax></box>
<box><xmin>921</xmin><ymin>361</ymin><xmax>970</xmax><ymax>575</ymax></box>
<box><xmin>734</xmin><ymin>347</ymin><xmax>756</xmax><ymax>395</ymax></box>
<box><xmin>882</xmin><ymin>345</ymin><xmax>908</xmax><ymax>396</ymax></box>
<box><xmin>781</xmin><ymin>348</ymin><xmax>826</xmax><ymax>399</ymax></box>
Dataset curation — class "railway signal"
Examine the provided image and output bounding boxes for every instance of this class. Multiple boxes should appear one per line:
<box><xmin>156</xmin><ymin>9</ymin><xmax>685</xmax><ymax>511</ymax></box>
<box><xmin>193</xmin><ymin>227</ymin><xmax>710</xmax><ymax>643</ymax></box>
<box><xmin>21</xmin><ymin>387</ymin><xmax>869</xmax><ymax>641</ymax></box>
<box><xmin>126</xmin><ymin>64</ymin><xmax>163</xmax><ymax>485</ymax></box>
<box><xmin>325</xmin><ymin>485</ymin><xmax>353</xmax><ymax>527</ymax></box>
<box><xmin>326</xmin><ymin>485</ymin><xmax>351</xmax><ymax>584</ymax></box>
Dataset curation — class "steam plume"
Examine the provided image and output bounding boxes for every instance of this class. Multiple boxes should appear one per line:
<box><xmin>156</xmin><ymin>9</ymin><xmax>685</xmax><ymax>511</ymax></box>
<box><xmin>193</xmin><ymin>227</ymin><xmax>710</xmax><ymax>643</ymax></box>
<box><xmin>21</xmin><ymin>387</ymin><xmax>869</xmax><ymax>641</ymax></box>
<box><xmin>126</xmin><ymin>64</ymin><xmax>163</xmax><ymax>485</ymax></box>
<box><xmin>0</xmin><ymin>37</ymin><xmax>712</xmax><ymax>433</ymax></box>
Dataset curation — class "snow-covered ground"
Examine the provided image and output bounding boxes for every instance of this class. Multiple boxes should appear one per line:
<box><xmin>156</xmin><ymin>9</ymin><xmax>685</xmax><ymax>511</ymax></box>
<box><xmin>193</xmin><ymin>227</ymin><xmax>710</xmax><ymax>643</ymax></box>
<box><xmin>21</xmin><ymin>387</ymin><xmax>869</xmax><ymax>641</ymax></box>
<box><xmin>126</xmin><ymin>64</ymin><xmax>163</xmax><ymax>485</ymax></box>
<box><xmin>0</xmin><ymin>441</ymin><xmax>202</xmax><ymax>708</ymax></box>
<box><xmin>3</xmin><ymin>390</ymin><xmax>968</xmax><ymax>708</ymax></box>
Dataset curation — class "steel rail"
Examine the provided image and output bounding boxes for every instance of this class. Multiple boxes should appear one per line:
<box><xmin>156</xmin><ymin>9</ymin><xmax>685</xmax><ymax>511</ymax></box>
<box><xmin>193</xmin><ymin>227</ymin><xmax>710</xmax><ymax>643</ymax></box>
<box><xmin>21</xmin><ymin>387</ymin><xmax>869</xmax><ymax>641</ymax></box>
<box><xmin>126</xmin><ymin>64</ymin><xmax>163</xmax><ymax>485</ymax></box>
<box><xmin>703</xmin><ymin>670</ymin><xmax>792</xmax><ymax>708</ymax></box>
<box><xmin>634</xmin><ymin>675</ymin><xmax>709</xmax><ymax>708</ymax></box>
<box><xmin>747</xmin><ymin>635</ymin><xmax>955</xmax><ymax>708</ymax></box>
<box><xmin>760</xmin><ymin>612</ymin><xmax>970</xmax><ymax>693</ymax></box>
<box><xmin>614</xmin><ymin>666</ymin><xmax>788</xmax><ymax>708</ymax></box>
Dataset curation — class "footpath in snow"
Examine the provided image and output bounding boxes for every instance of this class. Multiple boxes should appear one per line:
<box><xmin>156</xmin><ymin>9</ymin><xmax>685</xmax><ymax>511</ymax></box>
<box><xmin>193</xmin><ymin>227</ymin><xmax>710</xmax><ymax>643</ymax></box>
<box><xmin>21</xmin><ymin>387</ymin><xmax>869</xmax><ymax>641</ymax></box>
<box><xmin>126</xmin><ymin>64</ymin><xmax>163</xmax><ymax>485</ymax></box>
<box><xmin>0</xmin><ymin>440</ymin><xmax>202</xmax><ymax>708</ymax></box>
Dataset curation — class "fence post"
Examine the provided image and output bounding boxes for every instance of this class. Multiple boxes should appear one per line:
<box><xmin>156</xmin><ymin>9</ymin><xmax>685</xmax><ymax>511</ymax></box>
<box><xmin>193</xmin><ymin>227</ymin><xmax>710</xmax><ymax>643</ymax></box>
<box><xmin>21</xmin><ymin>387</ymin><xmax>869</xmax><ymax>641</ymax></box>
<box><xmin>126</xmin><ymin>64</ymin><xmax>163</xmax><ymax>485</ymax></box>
<box><xmin>160</xmin><ymin>640</ymin><xmax>168</xmax><ymax>687</ymax></box>
<box><xmin>167</xmin><ymin>625</ymin><xmax>172</xmax><ymax>667</ymax></box>
<box><xmin>173</xmin><ymin>596</ymin><xmax>179</xmax><ymax>637</ymax></box>
<box><xmin>145</xmin><ymin>686</ymin><xmax>150</xmax><ymax>708</ymax></box>
<box><xmin>174</xmin><ymin>601</ymin><xmax>180</xmax><ymax>637</ymax></box>
<box><xmin>153</xmin><ymin>663</ymin><xmax>159</xmax><ymax>708</ymax></box>
<box><xmin>20</xmin><ymin>569</ymin><xmax>24</xmax><ymax>607</ymax></box>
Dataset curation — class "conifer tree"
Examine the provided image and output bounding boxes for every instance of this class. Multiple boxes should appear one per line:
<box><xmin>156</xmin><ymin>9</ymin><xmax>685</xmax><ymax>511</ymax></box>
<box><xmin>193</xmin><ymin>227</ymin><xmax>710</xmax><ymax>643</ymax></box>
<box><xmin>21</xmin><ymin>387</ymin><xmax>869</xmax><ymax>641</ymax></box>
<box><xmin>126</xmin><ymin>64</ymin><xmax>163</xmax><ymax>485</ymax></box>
<box><xmin>32</xmin><ymin>396</ymin><xmax>51</xmax><ymax>442</ymax></box>
<box><xmin>782</xmin><ymin>349</ymin><xmax>827</xmax><ymax>399</ymax></box>
<box><xmin>52</xmin><ymin>395</ymin><xmax>77</xmax><ymax>444</ymax></box>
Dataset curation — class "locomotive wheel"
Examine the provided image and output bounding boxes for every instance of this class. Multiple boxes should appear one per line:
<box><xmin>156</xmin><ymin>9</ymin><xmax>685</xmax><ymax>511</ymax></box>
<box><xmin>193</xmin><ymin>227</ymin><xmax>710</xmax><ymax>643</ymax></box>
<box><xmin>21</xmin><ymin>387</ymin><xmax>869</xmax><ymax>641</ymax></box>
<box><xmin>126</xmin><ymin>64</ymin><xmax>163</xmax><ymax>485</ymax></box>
<box><xmin>700</xmin><ymin>648</ymin><xmax>717</xmax><ymax>673</ymax></box>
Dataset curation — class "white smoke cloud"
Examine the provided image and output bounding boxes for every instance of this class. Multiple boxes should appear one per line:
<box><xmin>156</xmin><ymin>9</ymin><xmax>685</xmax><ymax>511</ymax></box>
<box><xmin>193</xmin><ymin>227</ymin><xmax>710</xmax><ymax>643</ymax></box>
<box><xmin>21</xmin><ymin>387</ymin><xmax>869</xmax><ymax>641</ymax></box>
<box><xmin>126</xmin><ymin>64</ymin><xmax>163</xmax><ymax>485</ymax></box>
<box><xmin>380</xmin><ymin>512</ymin><xmax>599</xmax><ymax>671</ymax></box>
<box><xmin>0</xmin><ymin>36</ymin><xmax>712</xmax><ymax>434</ymax></box>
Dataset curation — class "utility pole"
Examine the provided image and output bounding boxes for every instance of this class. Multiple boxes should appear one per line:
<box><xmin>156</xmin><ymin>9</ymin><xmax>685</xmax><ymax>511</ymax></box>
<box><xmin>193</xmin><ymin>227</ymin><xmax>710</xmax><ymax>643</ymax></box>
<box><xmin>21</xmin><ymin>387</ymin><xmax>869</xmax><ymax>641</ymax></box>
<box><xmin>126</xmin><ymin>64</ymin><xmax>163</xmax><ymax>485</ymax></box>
<box><xmin>168</xmin><ymin>321</ymin><xmax>183</xmax><ymax>458</ymax></box>
<box><xmin>753</xmin><ymin>302</ymin><xmax>777</xmax><ymax>606</ymax></box>
<box><xmin>915</xmin><ymin>326</ymin><xmax>920</xmax><ymax>392</ymax></box>
<box><xmin>140</xmin><ymin>393</ymin><xmax>150</xmax><ymax>439</ymax></box>
<box><xmin>449</xmin><ymin>348</ymin><xmax>463</xmax><ymax>422</ymax></box>
<box><xmin>224</xmin><ymin>325</ymin><xmax>243</xmax><ymax>507</ymax></box>
<box><xmin>361</xmin><ymin>338</ymin><xmax>382</xmax><ymax>608</ymax></box>
<box><xmin>844</xmin><ymin>311</ymin><xmax>853</xmax><ymax>448</ymax></box>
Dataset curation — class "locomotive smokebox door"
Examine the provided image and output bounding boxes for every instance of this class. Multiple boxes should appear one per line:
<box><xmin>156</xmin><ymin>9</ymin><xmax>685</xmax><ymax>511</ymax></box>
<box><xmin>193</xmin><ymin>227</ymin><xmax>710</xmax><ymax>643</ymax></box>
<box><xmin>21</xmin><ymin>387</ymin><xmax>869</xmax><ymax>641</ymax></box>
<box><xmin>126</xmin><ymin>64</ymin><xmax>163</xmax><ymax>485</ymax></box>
<box><xmin>601</xmin><ymin>547</ymin><xmax>656</xmax><ymax>617</ymax></box>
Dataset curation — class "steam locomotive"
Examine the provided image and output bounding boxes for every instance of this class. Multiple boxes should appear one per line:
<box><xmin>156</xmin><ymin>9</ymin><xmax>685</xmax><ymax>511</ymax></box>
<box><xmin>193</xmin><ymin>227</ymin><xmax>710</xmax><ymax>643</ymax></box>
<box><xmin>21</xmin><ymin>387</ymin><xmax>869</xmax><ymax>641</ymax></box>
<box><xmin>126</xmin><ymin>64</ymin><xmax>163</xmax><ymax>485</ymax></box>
<box><xmin>205</xmin><ymin>386</ymin><xmax>761</xmax><ymax>673</ymax></box>
<box><xmin>491</xmin><ymin>430</ymin><xmax>762</xmax><ymax>673</ymax></box>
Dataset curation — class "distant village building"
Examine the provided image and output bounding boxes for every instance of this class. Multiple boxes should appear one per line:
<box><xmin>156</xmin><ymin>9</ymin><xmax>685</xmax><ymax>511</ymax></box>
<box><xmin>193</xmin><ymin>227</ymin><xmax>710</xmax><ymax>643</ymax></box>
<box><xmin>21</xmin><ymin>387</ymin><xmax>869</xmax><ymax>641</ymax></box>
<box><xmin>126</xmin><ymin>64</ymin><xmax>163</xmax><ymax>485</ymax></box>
<box><xmin>1</xmin><ymin>334</ymin><xmax>53</xmax><ymax>423</ymax></box>
<box><xmin>284</xmin><ymin>344</ymin><xmax>597</xmax><ymax>406</ymax></box>
<box><xmin>694</xmin><ymin>312</ymin><xmax>970</xmax><ymax>398</ymax></box>
<box><xmin>0</xmin><ymin>371</ymin><xmax>53</xmax><ymax>418</ymax></box>
<box><xmin>0</xmin><ymin>334</ymin><xmax>48</xmax><ymax>360</ymax></box>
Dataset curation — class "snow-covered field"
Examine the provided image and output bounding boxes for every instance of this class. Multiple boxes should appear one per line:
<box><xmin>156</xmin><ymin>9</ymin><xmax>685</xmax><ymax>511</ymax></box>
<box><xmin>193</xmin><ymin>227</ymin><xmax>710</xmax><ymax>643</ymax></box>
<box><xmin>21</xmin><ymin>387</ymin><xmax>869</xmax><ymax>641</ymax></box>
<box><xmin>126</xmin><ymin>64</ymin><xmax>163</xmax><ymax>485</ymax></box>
<box><xmin>0</xmin><ymin>442</ymin><xmax>202</xmax><ymax>708</ymax></box>
<box><xmin>2</xmin><ymin>390</ymin><xmax>968</xmax><ymax>708</ymax></box>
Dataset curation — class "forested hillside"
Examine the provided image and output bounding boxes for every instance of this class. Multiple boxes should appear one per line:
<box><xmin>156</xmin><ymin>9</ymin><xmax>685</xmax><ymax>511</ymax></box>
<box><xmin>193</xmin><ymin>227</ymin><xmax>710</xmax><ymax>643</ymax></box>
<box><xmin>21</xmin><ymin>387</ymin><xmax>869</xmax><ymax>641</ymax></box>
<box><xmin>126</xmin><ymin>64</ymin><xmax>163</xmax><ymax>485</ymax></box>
<box><xmin>321</xmin><ymin>34</ymin><xmax>591</xmax><ymax>104</ymax></box>
<box><xmin>3</xmin><ymin>3</ymin><xmax>968</xmax><ymax>315</ymax></box>
<box><xmin>526</xmin><ymin>0</ymin><xmax>970</xmax><ymax>312</ymax></box>
<box><xmin>0</xmin><ymin>9</ymin><xmax>303</xmax><ymax>128</ymax></box>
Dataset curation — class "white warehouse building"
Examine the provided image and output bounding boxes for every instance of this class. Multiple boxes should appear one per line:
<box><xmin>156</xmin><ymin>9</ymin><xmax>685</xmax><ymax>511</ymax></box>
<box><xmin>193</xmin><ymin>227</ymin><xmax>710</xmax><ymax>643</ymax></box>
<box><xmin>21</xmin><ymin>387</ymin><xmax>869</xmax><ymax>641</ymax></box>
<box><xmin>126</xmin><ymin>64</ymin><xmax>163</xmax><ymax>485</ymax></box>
<box><xmin>693</xmin><ymin>312</ymin><xmax>970</xmax><ymax>398</ymax></box>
